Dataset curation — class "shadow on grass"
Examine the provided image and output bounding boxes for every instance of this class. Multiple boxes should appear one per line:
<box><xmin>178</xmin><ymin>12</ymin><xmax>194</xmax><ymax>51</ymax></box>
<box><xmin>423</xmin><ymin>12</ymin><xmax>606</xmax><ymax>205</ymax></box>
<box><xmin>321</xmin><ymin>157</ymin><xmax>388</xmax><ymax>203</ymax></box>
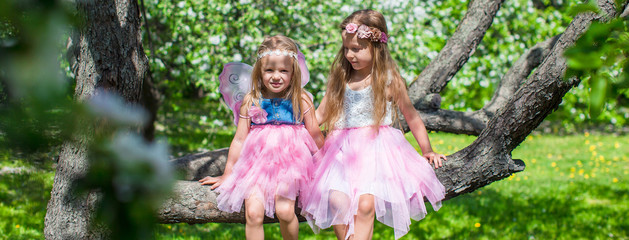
<box><xmin>400</xmin><ymin>182</ymin><xmax>629</xmax><ymax>239</ymax></box>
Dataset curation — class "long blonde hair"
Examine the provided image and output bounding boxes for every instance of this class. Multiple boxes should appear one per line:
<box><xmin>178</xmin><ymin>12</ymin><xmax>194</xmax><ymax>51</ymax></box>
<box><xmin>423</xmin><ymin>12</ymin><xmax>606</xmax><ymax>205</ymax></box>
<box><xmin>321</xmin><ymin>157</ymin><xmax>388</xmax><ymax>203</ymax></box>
<box><xmin>321</xmin><ymin>9</ymin><xmax>405</xmax><ymax>131</ymax></box>
<box><xmin>241</xmin><ymin>35</ymin><xmax>303</xmax><ymax>122</ymax></box>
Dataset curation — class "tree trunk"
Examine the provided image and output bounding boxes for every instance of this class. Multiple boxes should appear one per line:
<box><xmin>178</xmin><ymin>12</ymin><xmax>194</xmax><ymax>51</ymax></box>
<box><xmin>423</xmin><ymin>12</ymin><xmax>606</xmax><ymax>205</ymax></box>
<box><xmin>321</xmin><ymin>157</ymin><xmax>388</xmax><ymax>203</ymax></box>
<box><xmin>155</xmin><ymin>0</ymin><xmax>625</xmax><ymax>223</ymax></box>
<box><xmin>44</xmin><ymin>0</ymin><xmax>148</xmax><ymax>239</ymax></box>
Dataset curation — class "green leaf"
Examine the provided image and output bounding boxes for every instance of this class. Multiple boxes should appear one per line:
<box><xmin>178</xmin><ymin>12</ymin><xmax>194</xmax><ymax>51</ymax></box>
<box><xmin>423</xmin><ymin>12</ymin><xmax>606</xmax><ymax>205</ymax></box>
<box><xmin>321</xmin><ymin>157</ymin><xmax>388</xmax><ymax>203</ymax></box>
<box><xmin>589</xmin><ymin>74</ymin><xmax>608</xmax><ymax>118</ymax></box>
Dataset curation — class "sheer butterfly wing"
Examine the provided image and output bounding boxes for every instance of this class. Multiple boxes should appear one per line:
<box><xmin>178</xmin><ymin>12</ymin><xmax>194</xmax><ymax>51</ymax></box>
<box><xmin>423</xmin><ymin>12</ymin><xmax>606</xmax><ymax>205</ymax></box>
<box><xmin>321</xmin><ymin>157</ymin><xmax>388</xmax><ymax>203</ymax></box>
<box><xmin>219</xmin><ymin>62</ymin><xmax>253</xmax><ymax>126</ymax></box>
<box><xmin>297</xmin><ymin>49</ymin><xmax>310</xmax><ymax>88</ymax></box>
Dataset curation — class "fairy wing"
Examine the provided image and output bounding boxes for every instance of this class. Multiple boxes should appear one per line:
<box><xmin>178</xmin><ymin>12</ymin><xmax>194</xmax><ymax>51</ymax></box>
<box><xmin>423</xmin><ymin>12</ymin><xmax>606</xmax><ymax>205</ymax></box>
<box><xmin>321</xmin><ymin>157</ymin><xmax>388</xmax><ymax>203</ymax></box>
<box><xmin>297</xmin><ymin>49</ymin><xmax>315</xmax><ymax>101</ymax></box>
<box><xmin>219</xmin><ymin>62</ymin><xmax>253</xmax><ymax>126</ymax></box>
<box><xmin>297</xmin><ymin>49</ymin><xmax>310</xmax><ymax>88</ymax></box>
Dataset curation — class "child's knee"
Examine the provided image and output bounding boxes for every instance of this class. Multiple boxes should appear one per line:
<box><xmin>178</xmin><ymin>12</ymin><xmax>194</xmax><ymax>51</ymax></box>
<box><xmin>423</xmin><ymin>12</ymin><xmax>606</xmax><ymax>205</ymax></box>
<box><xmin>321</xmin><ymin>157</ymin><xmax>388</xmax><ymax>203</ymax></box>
<box><xmin>357</xmin><ymin>197</ymin><xmax>375</xmax><ymax>217</ymax></box>
<box><xmin>329</xmin><ymin>191</ymin><xmax>350</xmax><ymax>212</ymax></box>
<box><xmin>274</xmin><ymin>201</ymin><xmax>295</xmax><ymax>221</ymax></box>
<box><xmin>246</xmin><ymin>206</ymin><xmax>265</xmax><ymax>225</ymax></box>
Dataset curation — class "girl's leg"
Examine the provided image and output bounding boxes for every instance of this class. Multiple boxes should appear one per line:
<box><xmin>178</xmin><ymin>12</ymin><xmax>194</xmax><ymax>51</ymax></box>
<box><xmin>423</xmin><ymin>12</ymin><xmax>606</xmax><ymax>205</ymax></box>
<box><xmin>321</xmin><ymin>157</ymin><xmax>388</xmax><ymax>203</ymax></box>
<box><xmin>353</xmin><ymin>194</ymin><xmax>375</xmax><ymax>240</ymax></box>
<box><xmin>333</xmin><ymin>224</ymin><xmax>349</xmax><ymax>240</ymax></box>
<box><xmin>329</xmin><ymin>190</ymin><xmax>351</xmax><ymax>240</ymax></box>
<box><xmin>245</xmin><ymin>197</ymin><xmax>265</xmax><ymax>240</ymax></box>
<box><xmin>274</xmin><ymin>195</ymin><xmax>299</xmax><ymax>240</ymax></box>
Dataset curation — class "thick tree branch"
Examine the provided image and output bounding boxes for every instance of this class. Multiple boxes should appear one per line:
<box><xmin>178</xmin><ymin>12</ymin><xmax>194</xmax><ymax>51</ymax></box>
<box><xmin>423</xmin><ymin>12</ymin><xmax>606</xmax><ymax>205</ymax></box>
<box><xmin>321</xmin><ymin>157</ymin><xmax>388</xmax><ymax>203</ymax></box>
<box><xmin>398</xmin><ymin>35</ymin><xmax>560</xmax><ymax>135</ymax></box>
<box><xmin>436</xmin><ymin>0</ymin><xmax>624</xmax><ymax>198</ymax></box>
<box><xmin>407</xmin><ymin>0</ymin><xmax>504</xmax><ymax>108</ymax></box>
<box><xmin>481</xmin><ymin>35</ymin><xmax>561</xmax><ymax>115</ymax></box>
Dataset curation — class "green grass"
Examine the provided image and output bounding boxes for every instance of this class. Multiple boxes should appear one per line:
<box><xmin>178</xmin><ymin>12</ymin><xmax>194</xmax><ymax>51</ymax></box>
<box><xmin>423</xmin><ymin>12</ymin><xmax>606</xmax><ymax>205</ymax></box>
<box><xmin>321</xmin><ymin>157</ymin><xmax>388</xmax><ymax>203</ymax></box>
<box><xmin>0</xmin><ymin>152</ymin><xmax>54</xmax><ymax>239</ymax></box>
<box><xmin>2</xmin><ymin>133</ymin><xmax>628</xmax><ymax>239</ymax></box>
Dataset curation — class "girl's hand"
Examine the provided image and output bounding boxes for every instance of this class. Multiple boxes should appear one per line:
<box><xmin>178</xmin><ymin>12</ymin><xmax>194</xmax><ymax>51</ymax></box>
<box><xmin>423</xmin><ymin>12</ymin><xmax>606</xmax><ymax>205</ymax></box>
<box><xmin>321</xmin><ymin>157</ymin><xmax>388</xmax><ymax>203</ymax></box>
<box><xmin>199</xmin><ymin>175</ymin><xmax>227</xmax><ymax>190</ymax></box>
<box><xmin>423</xmin><ymin>152</ymin><xmax>446</xmax><ymax>169</ymax></box>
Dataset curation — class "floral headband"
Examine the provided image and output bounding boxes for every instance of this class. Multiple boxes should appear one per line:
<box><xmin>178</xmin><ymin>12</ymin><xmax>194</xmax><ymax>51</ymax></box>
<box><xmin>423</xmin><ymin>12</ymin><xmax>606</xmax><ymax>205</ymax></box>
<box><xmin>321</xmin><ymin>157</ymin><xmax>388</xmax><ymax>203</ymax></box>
<box><xmin>257</xmin><ymin>49</ymin><xmax>298</xmax><ymax>60</ymax></box>
<box><xmin>344</xmin><ymin>23</ymin><xmax>388</xmax><ymax>43</ymax></box>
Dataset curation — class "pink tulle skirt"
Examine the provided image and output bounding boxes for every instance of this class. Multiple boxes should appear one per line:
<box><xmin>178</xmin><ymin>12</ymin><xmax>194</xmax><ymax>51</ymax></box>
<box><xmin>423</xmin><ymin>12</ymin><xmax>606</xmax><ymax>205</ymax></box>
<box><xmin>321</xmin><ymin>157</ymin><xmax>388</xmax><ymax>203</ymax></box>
<box><xmin>303</xmin><ymin>126</ymin><xmax>445</xmax><ymax>239</ymax></box>
<box><xmin>215</xmin><ymin>124</ymin><xmax>317</xmax><ymax>218</ymax></box>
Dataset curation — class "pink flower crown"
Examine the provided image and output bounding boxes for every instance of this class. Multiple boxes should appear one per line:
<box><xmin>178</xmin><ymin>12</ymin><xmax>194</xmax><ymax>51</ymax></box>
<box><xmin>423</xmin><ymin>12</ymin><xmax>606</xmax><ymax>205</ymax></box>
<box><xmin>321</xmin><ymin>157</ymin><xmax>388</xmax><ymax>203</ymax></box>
<box><xmin>344</xmin><ymin>23</ymin><xmax>388</xmax><ymax>43</ymax></box>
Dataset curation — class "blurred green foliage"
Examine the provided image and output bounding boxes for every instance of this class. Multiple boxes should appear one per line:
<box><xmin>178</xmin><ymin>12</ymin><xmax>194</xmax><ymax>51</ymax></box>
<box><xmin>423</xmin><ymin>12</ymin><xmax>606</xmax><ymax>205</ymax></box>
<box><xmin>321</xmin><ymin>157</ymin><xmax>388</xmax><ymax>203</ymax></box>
<box><xmin>1</xmin><ymin>0</ymin><xmax>174</xmax><ymax>238</ymax></box>
<box><xmin>565</xmin><ymin>3</ymin><xmax>629</xmax><ymax>121</ymax></box>
<box><xmin>0</xmin><ymin>0</ymin><xmax>76</xmax><ymax>155</ymax></box>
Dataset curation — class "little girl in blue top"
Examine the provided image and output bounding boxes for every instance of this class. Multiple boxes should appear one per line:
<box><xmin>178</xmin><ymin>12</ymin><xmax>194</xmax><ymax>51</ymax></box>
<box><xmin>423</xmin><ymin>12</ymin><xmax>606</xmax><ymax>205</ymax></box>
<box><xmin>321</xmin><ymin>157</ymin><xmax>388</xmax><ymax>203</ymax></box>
<box><xmin>200</xmin><ymin>35</ymin><xmax>324</xmax><ymax>240</ymax></box>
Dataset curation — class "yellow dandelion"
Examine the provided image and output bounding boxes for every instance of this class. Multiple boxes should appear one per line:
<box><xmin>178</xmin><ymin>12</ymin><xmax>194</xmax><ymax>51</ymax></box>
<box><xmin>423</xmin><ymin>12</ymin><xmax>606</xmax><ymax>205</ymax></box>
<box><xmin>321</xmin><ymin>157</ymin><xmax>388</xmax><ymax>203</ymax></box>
<box><xmin>516</xmin><ymin>177</ymin><xmax>521</xmax><ymax>181</ymax></box>
<box><xmin>15</xmin><ymin>225</ymin><xmax>20</xmax><ymax>229</ymax></box>
<box><xmin>527</xmin><ymin>135</ymin><xmax>534</xmax><ymax>141</ymax></box>
<box><xmin>597</xmin><ymin>142</ymin><xmax>603</xmax><ymax>146</ymax></box>
<box><xmin>475</xmin><ymin>223</ymin><xmax>481</xmax><ymax>228</ymax></box>
<box><xmin>551</xmin><ymin>162</ymin><xmax>557</xmax><ymax>167</ymax></box>
<box><xmin>592</xmin><ymin>151</ymin><xmax>597</xmax><ymax>156</ymax></box>
<box><xmin>524</xmin><ymin>176</ymin><xmax>529</xmax><ymax>180</ymax></box>
<box><xmin>570</xmin><ymin>167</ymin><xmax>576</xmax><ymax>173</ymax></box>
<box><xmin>508</xmin><ymin>175</ymin><xmax>515</xmax><ymax>181</ymax></box>
<box><xmin>167</xmin><ymin>225</ymin><xmax>172</xmax><ymax>230</ymax></box>
<box><xmin>448</xmin><ymin>145</ymin><xmax>453</xmax><ymax>150</ymax></box>
<box><xmin>613</xmin><ymin>156</ymin><xmax>619</xmax><ymax>161</ymax></box>
<box><xmin>570</xmin><ymin>173</ymin><xmax>575</xmax><ymax>178</ymax></box>
<box><xmin>607</xmin><ymin>161</ymin><xmax>612</xmax><ymax>166</ymax></box>
<box><xmin>579</xmin><ymin>169</ymin><xmax>584</xmax><ymax>175</ymax></box>
<box><xmin>547</xmin><ymin>153</ymin><xmax>553</xmax><ymax>159</ymax></box>
<box><xmin>478</xmin><ymin>191</ymin><xmax>482</xmax><ymax>195</ymax></box>
<box><xmin>584</xmin><ymin>174</ymin><xmax>590</xmax><ymax>179</ymax></box>
<box><xmin>589</xmin><ymin>145</ymin><xmax>596</xmax><ymax>151</ymax></box>
<box><xmin>558</xmin><ymin>155</ymin><xmax>563</xmax><ymax>159</ymax></box>
<box><xmin>531</xmin><ymin>158</ymin><xmax>537</xmax><ymax>164</ymax></box>
<box><xmin>438</xmin><ymin>139</ymin><xmax>444</xmax><ymax>145</ymax></box>
<box><xmin>585</xmin><ymin>132</ymin><xmax>590</xmax><ymax>137</ymax></box>
<box><xmin>556</xmin><ymin>168</ymin><xmax>560</xmax><ymax>172</ymax></box>
<box><xmin>613</xmin><ymin>178</ymin><xmax>619</xmax><ymax>183</ymax></box>
<box><xmin>585</xmin><ymin>140</ymin><xmax>590</xmax><ymax>145</ymax></box>
<box><xmin>577</xmin><ymin>160</ymin><xmax>583</xmax><ymax>166</ymax></box>
<box><xmin>614</xmin><ymin>142</ymin><xmax>620</xmax><ymax>149</ymax></box>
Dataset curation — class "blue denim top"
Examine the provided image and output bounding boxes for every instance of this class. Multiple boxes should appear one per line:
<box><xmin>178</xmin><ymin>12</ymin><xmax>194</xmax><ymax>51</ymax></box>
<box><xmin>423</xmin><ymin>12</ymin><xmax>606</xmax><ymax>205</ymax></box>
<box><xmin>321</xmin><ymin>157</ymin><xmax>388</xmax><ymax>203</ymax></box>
<box><xmin>251</xmin><ymin>98</ymin><xmax>303</xmax><ymax>125</ymax></box>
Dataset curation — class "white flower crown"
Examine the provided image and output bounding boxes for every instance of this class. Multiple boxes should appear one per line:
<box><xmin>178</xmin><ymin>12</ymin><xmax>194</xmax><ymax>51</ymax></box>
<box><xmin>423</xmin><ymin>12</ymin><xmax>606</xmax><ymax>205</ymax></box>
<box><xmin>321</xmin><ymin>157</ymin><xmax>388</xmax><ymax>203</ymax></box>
<box><xmin>257</xmin><ymin>49</ymin><xmax>298</xmax><ymax>60</ymax></box>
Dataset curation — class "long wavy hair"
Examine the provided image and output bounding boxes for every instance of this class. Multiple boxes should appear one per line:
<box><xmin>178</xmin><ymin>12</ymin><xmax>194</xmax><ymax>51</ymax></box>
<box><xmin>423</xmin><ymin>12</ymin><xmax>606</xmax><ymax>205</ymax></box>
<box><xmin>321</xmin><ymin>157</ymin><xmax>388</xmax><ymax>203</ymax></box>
<box><xmin>241</xmin><ymin>35</ymin><xmax>303</xmax><ymax>122</ymax></box>
<box><xmin>321</xmin><ymin>9</ymin><xmax>405</xmax><ymax>131</ymax></box>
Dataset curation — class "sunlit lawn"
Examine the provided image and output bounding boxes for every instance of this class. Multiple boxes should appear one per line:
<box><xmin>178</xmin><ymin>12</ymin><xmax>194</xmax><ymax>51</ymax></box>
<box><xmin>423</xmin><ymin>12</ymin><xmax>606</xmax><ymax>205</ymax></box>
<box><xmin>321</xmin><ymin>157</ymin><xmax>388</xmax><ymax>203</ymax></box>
<box><xmin>1</xmin><ymin>132</ymin><xmax>627</xmax><ymax>239</ymax></box>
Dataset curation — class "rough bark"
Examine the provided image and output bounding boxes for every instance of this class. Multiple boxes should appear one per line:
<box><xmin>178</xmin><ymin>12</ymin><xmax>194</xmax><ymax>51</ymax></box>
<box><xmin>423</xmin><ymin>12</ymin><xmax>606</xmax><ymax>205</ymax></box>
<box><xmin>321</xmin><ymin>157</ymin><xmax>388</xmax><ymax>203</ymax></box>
<box><xmin>398</xmin><ymin>35</ymin><xmax>561</xmax><ymax>135</ymax></box>
<box><xmin>140</xmin><ymin>73</ymin><xmax>160</xmax><ymax>141</ymax></box>
<box><xmin>407</xmin><ymin>0</ymin><xmax>505</xmax><ymax>108</ymax></box>
<box><xmin>44</xmin><ymin>0</ymin><xmax>148</xmax><ymax>239</ymax></box>
<box><xmin>155</xmin><ymin>0</ymin><xmax>624</xmax><ymax>223</ymax></box>
<box><xmin>170</xmin><ymin>148</ymin><xmax>228</xmax><ymax>181</ymax></box>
